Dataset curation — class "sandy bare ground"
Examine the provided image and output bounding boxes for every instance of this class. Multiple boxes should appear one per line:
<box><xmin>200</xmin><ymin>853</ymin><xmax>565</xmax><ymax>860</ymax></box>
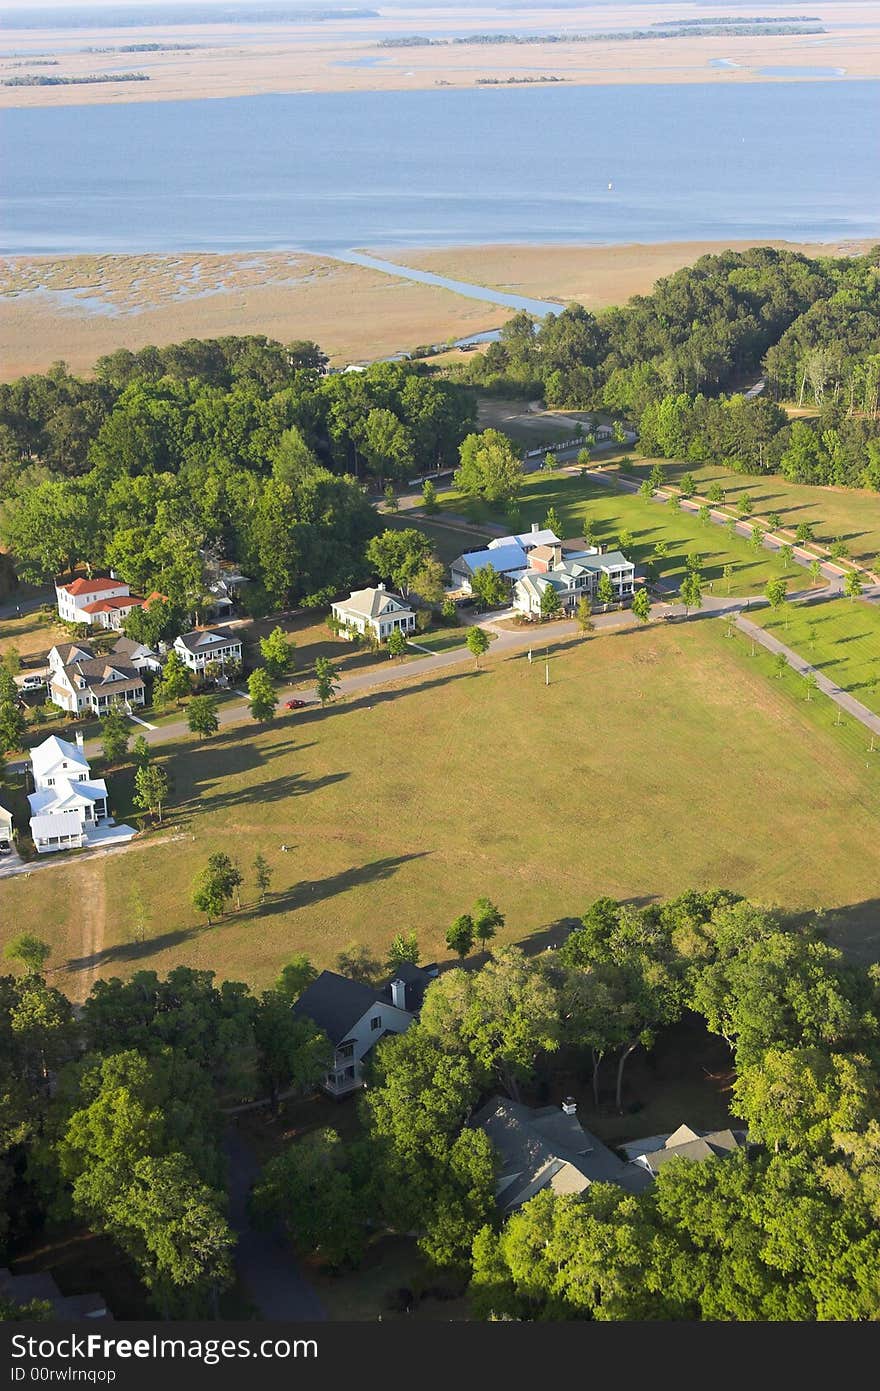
<box><xmin>0</xmin><ymin>252</ymin><xmax>508</xmax><ymax>378</ymax></box>
<box><xmin>372</xmin><ymin>237</ymin><xmax>880</xmax><ymax>309</ymax></box>
<box><xmin>2</xmin><ymin>2</ymin><xmax>878</xmax><ymax>108</ymax></box>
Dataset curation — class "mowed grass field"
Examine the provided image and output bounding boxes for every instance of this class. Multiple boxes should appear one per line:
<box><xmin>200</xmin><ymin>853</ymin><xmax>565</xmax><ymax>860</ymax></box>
<box><xmin>4</xmin><ymin>618</ymin><xmax>880</xmax><ymax>1002</ymax></box>
<box><xmin>751</xmin><ymin>596</ymin><xmax>880</xmax><ymax>716</ymax></box>
<box><xmin>439</xmin><ymin>470</ymin><xmax>804</xmax><ymax>595</ymax></box>
<box><xmin>617</xmin><ymin>458</ymin><xmax>880</xmax><ymax>569</ymax></box>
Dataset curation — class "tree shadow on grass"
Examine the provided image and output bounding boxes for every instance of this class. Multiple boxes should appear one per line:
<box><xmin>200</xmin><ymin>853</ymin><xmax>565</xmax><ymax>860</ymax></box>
<box><xmin>64</xmin><ymin>922</ymin><xmax>211</xmax><ymax>978</ymax></box>
<box><xmin>192</xmin><ymin>769</ymin><xmax>350</xmax><ymax>815</ymax></box>
<box><xmin>254</xmin><ymin>851</ymin><xmax>432</xmax><ymax>919</ymax></box>
<box><xmin>777</xmin><ymin>898</ymin><xmax>880</xmax><ymax>967</ymax></box>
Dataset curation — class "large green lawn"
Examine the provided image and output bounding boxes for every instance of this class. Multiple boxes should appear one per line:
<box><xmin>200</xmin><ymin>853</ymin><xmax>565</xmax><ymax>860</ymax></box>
<box><xmin>439</xmin><ymin>470</ymin><xmax>803</xmax><ymax>595</ymax></box>
<box><xmin>617</xmin><ymin>457</ymin><xmax>880</xmax><ymax>569</ymax></box>
<box><xmin>4</xmin><ymin>617</ymin><xmax>880</xmax><ymax>1003</ymax></box>
<box><xmin>751</xmin><ymin>596</ymin><xmax>880</xmax><ymax>716</ymax></box>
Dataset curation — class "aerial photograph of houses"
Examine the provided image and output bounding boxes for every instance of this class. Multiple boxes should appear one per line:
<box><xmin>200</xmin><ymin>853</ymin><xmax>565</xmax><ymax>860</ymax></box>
<box><xmin>0</xmin><ymin>0</ymin><xmax>878</xmax><ymax>1368</ymax></box>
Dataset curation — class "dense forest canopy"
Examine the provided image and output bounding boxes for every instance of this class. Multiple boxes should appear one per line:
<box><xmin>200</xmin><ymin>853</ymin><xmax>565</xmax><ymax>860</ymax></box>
<box><xmin>456</xmin><ymin>245</ymin><xmax>880</xmax><ymax>488</ymax></box>
<box><xmin>0</xmin><ymin>339</ymin><xmax>476</xmax><ymax>608</ymax></box>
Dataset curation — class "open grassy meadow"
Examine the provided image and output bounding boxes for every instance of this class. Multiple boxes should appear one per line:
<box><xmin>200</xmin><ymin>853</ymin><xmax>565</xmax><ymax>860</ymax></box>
<box><xmin>616</xmin><ymin>458</ymin><xmax>880</xmax><ymax>570</ymax></box>
<box><xmin>751</xmin><ymin>595</ymin><xmax>880</xmax><ymax>716</ymax></box>
<box><xmin>439</xmin><ymin>469</ymin><xmax>803</xmax><ymax>595</ymax></box>
<box><xmin>4</xmin><ymin>617</ymin><xmax>880</xmax><ymax>1002</ymax></box>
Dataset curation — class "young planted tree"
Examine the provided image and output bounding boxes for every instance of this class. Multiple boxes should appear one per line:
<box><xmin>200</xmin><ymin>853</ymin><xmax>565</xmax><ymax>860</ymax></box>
<box><xmin>386</xmin><ymin>931</ymin><xmax>420</xmax><ymax>972</ymax></box>
<box><xmin>472</xmin><ymin>897</ymin><xmax>504</xmax><ymax>948</ymax></box>
<box><xmin>466</xmin><ymin>626</ymin><xmax>490</xmax><ymax>669</ymax></box>
<box><xmin>779</xmin><ymin>543</ymin><xmax>793</xmax><ymax>570</ymax></box>
<box><xmin>774</xmin><ymin>651</ymin><xmax>789</xmax><ymax>680</ymax></box>
<box><xmin>631</xmin><ymin>588</ymin><xmax>651</xmax><ymax>624</ymax></box>
<box><xmin>314</xmin><ymin>656</ymin><xmax>340</xmax><ymax>706</ymax></box>
<box><xmin>384</xmin><ymin>484</ymin><xmax>398</xmax><ymax>512</ymax></box>
<box><xmin>386</xmin><ymin>627</ymin><xmax>408</xmax><ymax>660</ymax></box>
<box><xmin>133</xmin><ymin>762</ymin><xmax>169</xmax><ymax>825</ymax></box>
<box><xmin>247</xmin><ymin>667</ymin><xmax>277</xmax><ymax>723</ymax></box>
<box><xmin>544</xmin><ymin>506</ymin><xmax>563</xmax><ymax>537</ymax></box>
<box><xmin>187</xmin><ymin>695</ymin><xmax>219</xmax><ymax>740</ymax></box>
<box><xmin>809</xmin><ymin>559</ymin><xmax>823</xmax><ymax>585</ymax></box>
<box><xmin>259</xmin><ymin>626</ymin><xmax>295</xmax><ymax>678</ymax></box>
<box><xmin>575</xmin><ymin>595</ymin><xmax>595</xmax><ymax>638</ymax></box>
<box><xmin>208</xmin><ymin>852</ymin><xmax>243</xmax><ymax>911</ymax></box>
<box><xmin>132</xmin><ymin>734</ymin><xmax>151</xmax><ymax>766</ymax></box>
<box><xmin>540</xmin><ymin>585</ymin><xmax>562</xmax><ymax>620</ymax></box>
<box><xmin>596</xmin><ymin>573</ymin><xmax>615</xmax><ymax>611</ymax></box>
<box><xmin>100</xmin><ymin>706</ymin><xmax>130</xmax><ymax>766</ymax></box>
<box><xmin>421</xmin><ymin>478</ymin><xmax>438</xmax><ymax>513</ymax></box>
<box><xmin>844</xmin><ymin>570</ymin><xmax>863</xmax><ymax>602</ymax></box>
<box><xmin>156</xmin><ymin>650</ymin><xmax>191</xmax><ymax>707</ymax></box>
<box><xmin>446</xmin><ymin>914</ymin><xmax>475</xmax><ymax>960</ymax></box>
<box><xmin>765</xmin><ymin>577</ymin><xmax>788</xmax><ymax>622</ymax></box>
<box><xmin>253</xmin><ymin>853</ymin><xmax>273</xmax><ymax>904</ymax></box>
<box><xmin>679</xmin><ymin>573</ymin><xmax>703</xmax><ymax>616</ymax></box>
<box><xmin>803</xmin><ymin>671</ymin><xmax>819</xmax><ymax>702</ymax></box>
<box><xmin>470</xmin><ymin>564</ymin><xmax>509</xmax><ymax>611</ymax></box>
<box><xmin>750</xmin><ymin>524</ymin><xmax>764</xmax><ymax>552</ymax></box>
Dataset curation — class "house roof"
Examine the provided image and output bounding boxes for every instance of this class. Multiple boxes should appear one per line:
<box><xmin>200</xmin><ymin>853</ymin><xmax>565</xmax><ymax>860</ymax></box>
<box><xmin>29</xmin><ymin>777</ymin><xmax>108</xmax><ymax>817</ymax></box>
<box><xmin>111</xmin><ymin>637</ymin><xmax>157</xmax><ymax>661</ymax></box>
<box><xmin>379</xmin><ymin>960</ymin><xmax>438</xmax><ymax>1012</ymax></box>
<box><xmin>292</xmin><ymin>970</ymin><xmax>383</xmax><ymax>1043</ymax></box>
<box><xmin>80</xmin><ymin>596</ymin><xmax>143</xmax><ymax>615</ymax></box>
<box><xmin>452</xmin><ymin>544</ymin><xmax>527</xmax><ymax>576</ymax></box>
<box><xmin>472</xmin><ymin>1097</ymin><xmax>651</xmax><ymax>1212</ymax></box>
<box><xmin>624</xmin><ymin>1123</ymin><xmax>747</xmax><ymax>1174</ymax></box>
<box><xmin>30</xmin><ymin>734</ymin><xmax>89</xmax><ymax>778</ymax></box>
<box><xmin>51</xmin><ymin>643</ymin><xmax>96</xmax><ymax>666</ymax></box>
<box><xmin>528</xmin><ymin>544</ymin><xmax>561</xmax><ymax>565</ymax></box>
<box><xmin>176</xmin><ymin>630</ymin><xmax>242</xmax><ymax>653</ymax></box>
<box><xmin>0</xmin><ymin>801</ymin><xmax>13</xmax><ymax>826</ymax></box>
<box><xmin>58</xmin><ymin>577</ymin><xmax>128</xmax><ymax>597</ymax></box>
<box><xmin>65</xmin><ymin>657</ymin><xmax>144</xmax><ymax>696</ymax></box>
<box><xmin>488</xmin><ymin>529</ymin><xmax>560</xmax><ymax>551</ymax></box>
<box><xmin>334</xmin><ymin>587</ymin><xmax>412</xmax><ymax>620</ymax></box>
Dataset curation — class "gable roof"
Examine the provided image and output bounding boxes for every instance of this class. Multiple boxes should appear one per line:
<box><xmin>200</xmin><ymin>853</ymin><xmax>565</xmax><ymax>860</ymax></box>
<box><xmin>50</xmin><ymin>642</ymin><xmax>96</xmax><ymax>667</ymax></box>
<box><xmin>176</xmin><ymin>629</ymin><xmax>242</xmax><ymax>653</ymax></box>
<box><xmin>488</xmin><ymin>529</ymin><xmax>560</xmax><ymax>551</ymax></box>
<box><xmin>452</xmin><ymin>543</ymin><xmax>527</xmax><ymax>576</ymax></box>
<box><xmin>58</xmin><ymin>577</ymin><xmax>128</xmax><ymax>597</ymax></box>
<box><xmin>473</xmin><ymin>1097</ymin><xmax>651</xmax><ymax>1212</ymax></box>
<box><xmin>80</xmin><ymin>596</ymin><xmax>142</xmax><ymax>615</ymax></box>
<box><xmin>112</xmin><ymin>636</ymin><xmax>156</xmax><ymax>660</ymax></box>
<box><xmin>335</xmin><ymin>587</ymin><xmax>412</xmax><ymax>620</ymax></box>
<box><xmin>64</xmin><ymin>657</ymin><xmax>144</xmax><ymax>696</ymax></box>
<box><xmin>623</xmin><ymin>1124</ymin><xmax>747</xmax><ymax>1174</ymax></box>
<box><xmin>292</xmin><ymin>970</ymin><xmax>383</xmax><ymax>1042</ymax></box>
<box><xmin>30</xmin><ymin>734</ymin><xmax>89</xmax><ymax>777</ymax></box>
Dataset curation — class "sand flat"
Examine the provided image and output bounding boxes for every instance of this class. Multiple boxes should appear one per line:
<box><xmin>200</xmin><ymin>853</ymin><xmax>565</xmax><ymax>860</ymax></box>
<box><xmin>1</xmin><ymin>2</ymin><xmax>878</xmax><ymax>108</ymax></box>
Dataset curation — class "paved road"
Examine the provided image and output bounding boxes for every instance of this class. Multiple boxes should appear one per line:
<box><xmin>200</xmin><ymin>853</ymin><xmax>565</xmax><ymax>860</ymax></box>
<box><xmin>224</xmin><ymin>1124</ymin><xmax>326</xmax><ymax>1321</ymax></box>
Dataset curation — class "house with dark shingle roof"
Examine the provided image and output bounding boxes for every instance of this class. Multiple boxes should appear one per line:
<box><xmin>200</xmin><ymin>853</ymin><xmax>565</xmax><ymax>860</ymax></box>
<box><xmin>292</xmin><ymin>962</ymin><xmax>438</xmax><ymax>1097</ymax></box>
<box><xmin>47</xmin><ymin>641</ymin><xmax>146</xmax><ymax>716</ymax></box>
<box><xmin>621</xmin><ymin>1123</ymin><xmax>748</xmax><ymax>1177</ymax></box>
<box><xmin>174</xmin><ymin>628</ymin><xmax>243</xmax><ymax>672</ymax></box>
<box><xmin>472</xmin><ymin>1096</ymin><xmax>652</xmax><ymax>1213</ymax></box>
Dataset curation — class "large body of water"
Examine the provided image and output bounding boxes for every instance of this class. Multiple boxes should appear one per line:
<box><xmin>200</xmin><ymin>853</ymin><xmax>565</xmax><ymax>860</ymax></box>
<box><xmin>2</xmin><ymin>82</ymin><xmax>879</xmax><ymax>255</ymax></box>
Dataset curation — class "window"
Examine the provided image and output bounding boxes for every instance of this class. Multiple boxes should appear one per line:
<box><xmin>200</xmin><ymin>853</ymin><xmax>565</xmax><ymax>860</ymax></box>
<box><xmin>370</xmin><ymin>1015</ymin><xmax>382</xmax><ymax>1031</ymax></box>
<box><xmin>338</xmin><ymin>1041</ymin><xmax>355</xmax><ymax>1060</ymax></box>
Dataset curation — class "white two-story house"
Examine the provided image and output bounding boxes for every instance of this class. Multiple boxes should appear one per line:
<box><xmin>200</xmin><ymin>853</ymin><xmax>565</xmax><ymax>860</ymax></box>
<box><xmin>55</xmin><ymin>578</ymin><xmax>165</xmax><ymax>632</ymax></box>
<box><xmin>47</xmin><ymin>643</ymin><xmax>146</xmax><ymax>716</ymax></box>
<box><xmin>331</xmin><ymin>584</ymin><xmax>416</xmax><ymax>643</ymax></box>
<box><xmin>27</xmin><ymin>732</ymin><xmax>136</xmax><ymax>855</ymax></box>
<box><xmin>292</xmin><ymin>962</ymin><xmax>437</xmax><ymax>1097</ymax></box>
<box><xmin>173</xmin><ymin>630</ymin><xmax>244</xmax><ymax>673</ymax></box>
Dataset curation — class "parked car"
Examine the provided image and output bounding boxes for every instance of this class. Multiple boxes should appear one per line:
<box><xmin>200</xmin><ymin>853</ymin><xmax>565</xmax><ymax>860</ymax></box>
<box><xmin>285</xmin><ymin>698</ymin><xmax>307</xmax><ymax>710</ymax></box>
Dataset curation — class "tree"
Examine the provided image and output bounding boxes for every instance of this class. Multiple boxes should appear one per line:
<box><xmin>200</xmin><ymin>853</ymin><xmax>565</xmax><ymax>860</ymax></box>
<box><xmin>383</xmin><ymin>483</ymin><xmax>398</xmax><ymax>512</ymax></box>
<box><xmin>698</xmin><ymin>504</ymin><xmax>711</xmax><ymax>525</ymax></box>
<box><xmin>276</xmin><ymin>954</ymin><xmax>317</xmax><ymax>1002</ymax></box>
<box><xmin>253</xmin><ymin>853</ymin><xmax>273</xmax><ymax>904</ymax></box>
<box><xmin>575</xmin><ymin>595</ymin><xmax>595</xmax><ymax>637</ymax></box>
<box><xmin>0</xmin><ymin>701</ymin><xmax>26</xmax><ymax>754</ymax></box>
<box><xmin>540</xmin><ymin>585</ymin><xmax>562</xmax><ymax>620</ymax></box>
<box><xmin>132</xmin><ymin>734</ymin><xmax>151</xmax><ymax>766</ymax></box>
<box><xmin>386</xmin><ymin>931</ymin><xmax>420</xmax><ymax>972</ymax></box>
<box><xmin>544</xmin><ymin>506</ymin><xmax>563</xmax><ymax>537</ymax></box>
<box><xmin>446</xmin><ymin>915</ymin><xmax>475</xmax><ymax>960</ymax></box>
<box><xmin>4</xmin><ymin>933</ymin><xmax>51</xmax><ymax>976</ymax></box>
<box><xmin>648</xmin><ymin>462</ymin><xmax>665</xmax><ymax>491</ymax></box>
<box><xmin>765</xmin><ymin>577</ymin><xmax>788</xmax><ymax>618</ymax></box>
<box><xmin>466</xmin><ymin>626</ymin><xmax>490</xmax><ymax>668</ymax></box>
<box><xmin>618</xmin><ymin>528</ymin><xmax>634</xmax><ymax>552</ymax></box>
<box><xmin>187</xmin><ymin>695</ymin><xmax>219</xmax><ymax>740</ymax></box>
<box><xmin>774</xmin><ymin>651</ymin><xmax>789</xmax><ymax>679</ymax></box>
<box><xmin>454</xmin><ymin>429</ymin><xmax>524</xmax><ymax>504</ymax></box>
<box><xmin>386</xmin><ymin>627</ymin><xmax>408</xmax><ymax>659</ymax></box>
<box><xmin>680</xmin><ymin>472</ymin><xmax>696</xmax><ymax>497</ymax></box>
<box><xmin>809</xmin><ymin>559</ymin><xmax>823</xmax><ymax>585</ymax></box>
<box><xmin>253</xmin><ymin>991</ymin><xmax>330</xmax><ymax>1112</ymax></box>
<box><xmin>421</xmin><ymin>478</ymin><xmax>438</xmax><ymax>513</ymax></box>
<box><xmin>409</xmin><ymin>556</ymin><xmax>446</xmax><ymax>608</ymax></box>
<box><xmin>631</xmin><ymin>588</ymin><xmax>651</xmax><ymax>624</ymax></box>
<box><xmin>472</xmin><ymin>897</ymin><xmax>504</xmax><ymax>948</ymax></box>
<box><xmin>133</xmin><ymin>762</ymin><xmax>169</xmax><ymax>824</ymax></box>
<box><xmin>155</xmin><ymin>650</ymin><xmax>190</xmax><ymax>707</ymax></box>
<box><xmin>314</xmin><ymin>656</ymin><xmax>340</xmax><ymax>706</ymax></box>
<box><xmin>803</xmin><ymin>671</ymin><xmax>818</xmax><ymax>701</ymax></box>
<box><xmin>737</xmin><ymin>493</ymin><xmax>754</xmax><ymax>517</ymax></box>
<box><xmin>722</xmin><ymin>563</ymin><xmax>734</xmax><ymax>594</ymax></box>
<box><xmin>191</xmin><ymin>866</ymin><xmax>230</xmax><ymax>926</ymax></box>
<box><xmin>768</xmin><ymin>512</ymin><xmax>782</xmax><ymax>530</ymax></box>
<box><xmin>542</xmin><ymin>452</ymin><xmax>555</xmax><ymax>472</ymax></box>
<box><xmin>844</xmin><ymin>570</ymin><xmax>862</xmax><ymax>602</ymax></box>
<box><xmin>100</xmin><ymin>706</ymin><xmax>130</xmax><ymax>766</ymax></box>
<box><xmin>259</xmin><ymin>626</ymin><xmax>295</xmax><ymax>678</ymax></box>
<box><xmin>247</xmin><ymin>667</ymin><xmax>277</xmax><ymax>723</ymax></box>
<box><xmin>366</xmin><ymin>528</ymin><xmax>432</xmax><ymax>595</ymax></box>
<box><xmin>470</xmin><ymin>564</ymin><xmax>509</xmax><ymax>610</ymax></box>
<box><xmin>779</xmin><ymin>543</ymin><xmax>794</xmax><ymax>570</ymax></box>
<box><xmin>733</xmin><ymin>1048</ymin><xmax>877</xmax><ymax>1156</ymax></box>
<box><xmin>335</xmin><ymin>943</ymin><xmax>382</xmax><ymax>985</ymax></box>
<box><xmin>596</xmin><ymin>573</ymin><xmax>615</xmax><ymax>611</ymax></box>
<box><xmin>679</xmin><ymin>572</ymin><xmax>703</xmax><ymax>615</ymax></box>
<box><xmin>795</xmin><ymin>521</ymin><xmax>815</xmax><ymax>543</ymax></box>
<box><xmin>750</xmin><ymin>523</ymin><xmax>764</xmax><ymax>551</ymax></box>
<box><xmin>250</xmin><ymin>1129</ymin><xmax>365</xmax><ymax>1268</ymax></box>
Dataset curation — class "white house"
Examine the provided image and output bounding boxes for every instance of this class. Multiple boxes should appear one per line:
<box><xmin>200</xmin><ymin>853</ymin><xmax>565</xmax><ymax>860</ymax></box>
<box><xmin>55</xmin><ymin>578</ymin><xmax>165</xmax><ymax>632</ymax></box>
<box><xmin>512</xmin><ymin>544</ymin><xmax>635</xmax><ymax>618</ymax></box>
<box><xmin>27</xmin><ymin>732</ymin><xmax>134</xmax><ymax>855</ymax></box>
<box><xmin>331</xmin><ymin>584</ymin><xmax>416</xmax><ymax>642</ymax></box>
<box><xmin>47</xmin><ymin>643</ymin><xmax>146</xmax><ymax>716</ymax></box>
<box><xmin>450</xmin><ymin>523</ymin><xmax>562</xmax><ymax>593</ymax></box>
<box><xmin>293</xmin><ymin>962</ymin><xmax>437</xmax><ymax>1097</ymax></box>
<box><xmin>110</xmin><ymin>636</ymin><xmax>162</xmax><ymax>674</ymax></box>
<box><xmin>0</xmin><ymin>800</ymin><xmax>13</xmax><ymax>852</ymax></box>
<box><xmin>173</xmin><ymin>629</ymin><xmax>243</xmax><ymax>673</ymax></box>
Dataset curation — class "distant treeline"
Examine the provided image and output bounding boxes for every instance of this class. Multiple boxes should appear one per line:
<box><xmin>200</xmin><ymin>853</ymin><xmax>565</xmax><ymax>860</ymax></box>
<box><xmin>2</xmin><ymin>59</ymin><xmax>60</xmax><ymax>66</ymax></box>
<box><xmin>651</xmin><ymin>14</ymin><xmax>820</xmax><ymax>24</ymax></box>
<box><xmin>380</xmin><ymin>23</ymin><xmax>825</xmax><ymax>47</ymax></box>
<box><xmin>1</xmin><ymin>71</ymin><xmax>149</xmax><ymax>86</ymax></box>
<box><xmin>476</xmin><ymin>75</ymin><xmax>567</xmax><ymax>85</ymax></box>
<box><xmin>3</xmin><ymin>5</ymin><xmax>377</xmax><ymax>28</ymax></box>
<box><xmin>81</xmin><ymin>43</ymin><xmax>202</xmax><ymax>52</ymax></box>
<box><xmin>452</xmin><ymin>247</ymin><xmax>880</xmax><ymax>491</ymax></box>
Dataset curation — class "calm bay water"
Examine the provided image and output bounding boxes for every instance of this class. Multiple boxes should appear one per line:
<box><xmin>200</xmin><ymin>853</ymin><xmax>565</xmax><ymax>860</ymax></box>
<box><xmin>2</xmin><ymin>82</ymin><xmax>879</xmax><ymax>255</ymax></box>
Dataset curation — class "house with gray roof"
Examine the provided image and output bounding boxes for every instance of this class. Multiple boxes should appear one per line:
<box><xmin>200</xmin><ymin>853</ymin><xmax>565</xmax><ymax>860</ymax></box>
<box><xmin>622</xmin><ymin>1123</ymin><xmax>747</xmax><ymax>1178</ymax></box>
<box><xmin>513</xmin><ymin>545</ymin><xmax>635</xmax><ymax>617</ymax></box>
<box><xmin>292</xmin><ymin>962</ymin><xmax>438</xmax><ymax>1097</ymax></box>
<box><xmin>173</xmin><ymin>628</ymin><xmax>243</xmax><ymax>673</ymax></box>
<box><xmin>331</xmin><ymin>584</ymin><xmax>416</xmax><ymax>643</ymax></box>
<box><xmin>473</xmin><ymin>1096</ymin><xmax>652</xmax><ymax>1213</ymax></box>
<box><xmin>47</xmin><ymin>641</ymin><xmax>146</xmax><ymax>716</ymax></box>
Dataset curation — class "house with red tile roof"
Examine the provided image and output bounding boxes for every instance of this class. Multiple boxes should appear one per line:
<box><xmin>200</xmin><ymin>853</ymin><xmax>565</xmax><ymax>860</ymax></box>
<box><xmin>55</xmin><ymin>577</ymin><xmax>166</xmax><ymax>631</ymax></box>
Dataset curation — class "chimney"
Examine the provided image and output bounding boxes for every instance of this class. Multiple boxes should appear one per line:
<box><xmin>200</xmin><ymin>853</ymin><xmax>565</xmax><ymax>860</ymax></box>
<box><xmin>390</xmin><ymin>978</ymin><xmax>407</xmax><ymax>1010</ymax></box>
<box><xmin>531</xmin><ymin>521</ymin><xmax>539</xmax><ymax>534</ymax></box>
<box><xmin>377</xmin><ymin>581</ymin><xmax>386</xmax><ymax>592</ymax></box>
<box><xmin>75</xmin><ymin>730</ymin><xmax>85</xmax><ymax>750</ymax></box>
<box><xmin>561</xmin><ymin>1096</ymin><xmax>577</xmax><ymax>1116</ymax></box>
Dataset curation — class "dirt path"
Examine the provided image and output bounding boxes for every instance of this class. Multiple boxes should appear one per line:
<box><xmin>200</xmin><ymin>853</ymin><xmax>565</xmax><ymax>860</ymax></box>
<box><xmin>67</xmin><ymin>861</ymin><xmax>107</xmax><ymax>1003</ymax></box>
